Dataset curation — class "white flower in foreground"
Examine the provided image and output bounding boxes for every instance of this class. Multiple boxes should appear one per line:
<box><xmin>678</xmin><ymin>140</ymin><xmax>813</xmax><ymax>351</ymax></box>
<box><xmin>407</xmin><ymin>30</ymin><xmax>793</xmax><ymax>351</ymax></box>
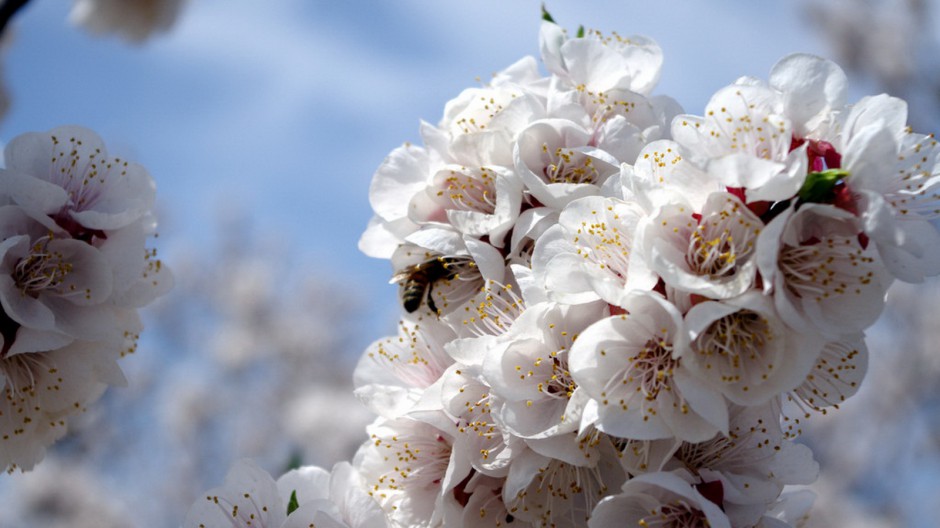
<box><xmin>354</xmin><ymin>315</ymin><xmax>455</xmax><ymax>418</ymax></box>
<box><xmin>2</xmin><ymin>125</ymin><xmax>155</xmax><ymax>235</ymax></box>
<box><xmin>0</xmin><ymin>126</ymin><xmax>171</xmax><ymax>311</ymax></box>
<box><xmin>661</xmin><ymin>404</ymin><xmax>819</xmax><ymax>526</ymax></box>
<box><xmin>837</xmin><ymin>95</ymin><xmax>940</xmax><ymax>282</ymax></box>
<box><xmin>434</xmin><ymin>56</ymin><xmax>545</xmax><ymax>167</ymax></box>
<box><xmin>671</xmin><ymin>83</ymin><xmax>808</xmax><ymax>203</ymax></box>
<box><xmin>442</xmin><ymin>473</ymin><xmax>535</xmax><ymax>528</ymax></box>
<box><xmin>684</xmin><ymin>292</ymin><xmax>824</xmax><ymax>405</ymax></box>
<box><xmin>0</xmin><ymin>125</ymin><xmax>168</xmax><ymax>472</ymax></box>
<box><xmin>184</xmin><ymin>459</ymin><xmax>286</xmax><ymax>528</ymax></box>
<box><xmin>757</xmin><ymin>203</ymin><xmax>889</xmax><ymax>337</ymax></box>
<box><xmin>0</xmin><ymin>330</ymin><xmax>135</xmax><ymax>472</ymax></box>
<box><xmin>513</xmin><ymin>118</ymin><xmax>620</xmax><ymax>211</ymax></box>
<box><xmin>480</xmin><ymin>301</ymin><xmax>606</xmax><ymax>440</ymax></box>
<box><xmin>539</xmin><ymin>21</ymin><xmax>663</xmax><ymax>96</ymax></box>
<box><xmin>569</xmin><ymin>292</ymin><xmax>728</xmax><ymax>442</ymax></box>
<box><xmin>789</xmin><ymin>334</ymin><xmax>868</xmax><ymax>414</ymax></box>
<box><xmin>441</xmin><ymin>366</ymin><xmax>519</xmax><ymax>478</ymax></box>
<box><xmin>281</xmin><ymin>462</ymin><xmax>387</xmax><ymax>528</ymax></box>
<box><xmin>623</xmin><ymin>139</ymin><xmax>714</xmax><ymax>212</ymax></box>
<box><xmin>410</xmin><ymin>164</ymin><xmax>523</xmax><ymax>247</ymax></box>
<box><xmin>588</xmin><ymin>470</ymin><xmax>731</xmax><ymax>528</ymax></box>
<box><xmin>0</xmin><ymin>205</ymin><xmax>120</xmax><ymax>352</ymax></box>
<box><xmin>531</xmin><ymin>195</ymin><xmax>654</xmax><ymax>306</ymax></box>
<box><xmin>184</xmin><ymin>459</ymin><xmax>385</xmax><ymax>528</ymax></box>
<box><xmin>359</xmin><ymin>144</ymin><xmax>427</xmax><ymax>259</ymax></box>
<box><xmin>354</xmin><ymin>417</ymin><xmax>457</xmax><ymax>528</ymax></box>
<box><xmin>503</xmin><ymin>442</ymin><xmax>625</xmax><ymax>528</ymax></box>
<box><xmin>757</xmin><ymin>489</ymin><xmax>815</xmax><ymax>528</ymax></box>
<box><xmin>637</xmin><ymin>191</ymin><xmax>763</xmax><ymax>300</ymax></box>
<box><xmin>768</xmin><ymin>53</ymin><xmax>847</xmax><ymax>139</ymax></box>
<box><xmin>69</xmin><ymin>0</ymin><xmax>187</xmax><ymax>43</ymax></box>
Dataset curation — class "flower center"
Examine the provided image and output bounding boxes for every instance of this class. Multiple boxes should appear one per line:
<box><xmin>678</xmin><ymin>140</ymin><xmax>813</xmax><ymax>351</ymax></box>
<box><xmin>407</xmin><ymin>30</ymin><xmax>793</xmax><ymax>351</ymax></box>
<box><xmin>542</xmin><ymin>145</ymin><xmax>601</xmax><ymax>185</ymax></box>
<box><xmin>368</xmin><ymin>320</ymin><xmax>450</xmax><ymax>389</ymax></box>
<box><xmin>778</xmin><ymin>236</ymin><xmax>875</xmax><ymax>301</ymax></box>
<box><xmin>461</xmin><ymin>281</ymin><xmax>525</xmax><ymax>336</ymax></box>
<box><xmin>1</xmin><ymin>352</ymin><xmax>47</xmax><ymax>402</ymax></box>
<box><xmin>507</xmin><ymin>457</ymin><xmax>610</xmax><ymax>526</ymax></box>
<box><xmin>685</xmin><ymin>199</ymin><xmax>759</xmax><ymax>279</ymax></box>
<box><xmin>451</xmin><ymin>90</ymin><xmax>518</xmax><ymax>136</ymax></box>
<box><xmin>435</xmin><ymin>167</ymin><xmax>497</xmax><ymax>214</ymax></box>
<box><xmin>640</xmin><ymin>500</ymin><xmax>710</xmax><ymax>528</ymax></box>
<box><xmin>13</xmin><ymin>237</ymin><xmax>73</xmax><ymax>297</ymax></box>
<box><xmin>537</xmin><ymin>353</ymin><xmax>576</xmax><ymax>401</ymax></box>
<box><xmin>693</xmin><ymin>309</ymin><xmax>773</xmax><ymax>385</ymax></box>
<box><xmin>49</xmin><ymin>134</ymin><xmax>118</xmax><ymax>213</ymax></box>
<box><xmin>573</xmin><ymin>211</ymin><xmax>633</xmax><ymax>282</ymax></box>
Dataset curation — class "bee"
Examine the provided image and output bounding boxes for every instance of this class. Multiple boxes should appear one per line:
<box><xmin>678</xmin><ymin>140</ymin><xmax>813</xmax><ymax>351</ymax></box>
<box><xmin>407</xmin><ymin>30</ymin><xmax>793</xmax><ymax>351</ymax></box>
<box><xmin>391</xmin><ymin>257</ymin><xmax>461</xmax><ymax>314</ymax></box>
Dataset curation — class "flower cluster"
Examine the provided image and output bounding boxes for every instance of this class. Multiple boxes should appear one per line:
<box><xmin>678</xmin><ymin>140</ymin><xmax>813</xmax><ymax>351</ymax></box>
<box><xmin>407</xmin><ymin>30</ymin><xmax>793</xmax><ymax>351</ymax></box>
<box><xmin>0</xmin><ymin>125</ymin><xmax>171</xmax><ymax>472</ymax></box>
<box><xmin>187</xmin><ymin>16</ymin><xmax>940</xmax><ymax>528</ymax></box>
<box><xmin>350</xmin><ymin>19</ymin><xmax>940</xmax><ymax>528</ymax></box>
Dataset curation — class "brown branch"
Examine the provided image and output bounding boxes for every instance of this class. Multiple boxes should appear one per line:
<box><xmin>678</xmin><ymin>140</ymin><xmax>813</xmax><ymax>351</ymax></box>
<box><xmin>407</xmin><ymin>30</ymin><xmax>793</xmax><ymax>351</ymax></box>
<box><xmin>0</xmin><ymin>0</ymin><xmax>30</xmax><ymax>39</ymax></box>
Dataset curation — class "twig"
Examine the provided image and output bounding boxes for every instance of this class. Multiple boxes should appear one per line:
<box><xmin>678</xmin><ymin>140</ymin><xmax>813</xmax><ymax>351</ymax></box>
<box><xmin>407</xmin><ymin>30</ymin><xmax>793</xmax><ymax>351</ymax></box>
<box><xmin>0</xmin><ymin>0</ymin><xmax>31</xmax><ymax>39</ymax></box>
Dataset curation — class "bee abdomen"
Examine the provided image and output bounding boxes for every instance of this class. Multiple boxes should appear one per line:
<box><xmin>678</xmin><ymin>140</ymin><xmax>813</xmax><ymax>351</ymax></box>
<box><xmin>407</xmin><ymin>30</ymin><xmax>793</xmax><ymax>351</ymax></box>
<box><xmin>401</xmin><ymin>281</ymin><xmax>426</xmax><ymax>313</ymax></box>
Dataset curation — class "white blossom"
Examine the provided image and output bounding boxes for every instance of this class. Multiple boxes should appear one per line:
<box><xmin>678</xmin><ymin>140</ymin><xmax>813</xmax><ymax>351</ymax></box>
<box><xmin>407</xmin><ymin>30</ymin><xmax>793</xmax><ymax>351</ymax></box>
<box><xmin>588</xmin><ymin>470</ymin><xmax>731</xmax><ymax>528</ymax></box>
<box><xmin>569</xmin><ymin>292</ymin><xmax>728</xmax><ymax>442</ymax></box>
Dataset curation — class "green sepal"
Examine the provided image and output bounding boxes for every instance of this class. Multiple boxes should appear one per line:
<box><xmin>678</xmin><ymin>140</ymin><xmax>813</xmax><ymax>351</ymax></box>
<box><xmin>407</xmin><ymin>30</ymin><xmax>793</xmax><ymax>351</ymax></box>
<box><xmin>798</xmin><ymin>169</ymin><xmax>849</xmax><ymax>203</ymax></box>
<box><xmin>576</xmin><ymin>25</ymin><xmax>585</xmax><ymax>38</ymax></box>
<box><xmin>541</xmin><ymin>4</ymin><xmax>556</xmax><ymax>23</ymax></box>
<box><xmin>287</xmin><ymin>490</ymin><xmax>300</xmax><ymax>515</ymax></box>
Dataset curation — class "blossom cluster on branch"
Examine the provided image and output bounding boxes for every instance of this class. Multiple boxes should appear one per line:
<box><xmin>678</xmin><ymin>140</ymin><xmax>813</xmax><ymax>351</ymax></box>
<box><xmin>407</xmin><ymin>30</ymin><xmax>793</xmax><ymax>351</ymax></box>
<box><xmin>0</xmin><ymin>125</ymin><xmax>171</xmax><ymax>472</ymax></box>
<box><xmin>185</xmin><ymin>16</ymin><xmax>940</xmax><ymax>528</ymax></box>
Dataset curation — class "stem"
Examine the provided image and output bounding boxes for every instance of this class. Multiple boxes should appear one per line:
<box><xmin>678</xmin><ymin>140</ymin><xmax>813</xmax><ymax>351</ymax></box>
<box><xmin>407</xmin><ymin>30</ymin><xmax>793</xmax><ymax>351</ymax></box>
<box><xmin>0</xmin><ymin>0</ymin><xmax>31</xmax><ymax>39</ymax></box>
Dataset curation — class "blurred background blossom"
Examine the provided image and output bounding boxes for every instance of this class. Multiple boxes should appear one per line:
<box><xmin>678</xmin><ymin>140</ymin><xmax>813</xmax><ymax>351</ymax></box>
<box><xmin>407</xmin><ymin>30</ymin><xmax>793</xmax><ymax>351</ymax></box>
<box><xmin>0</xmin><ymin>0</ymin><xmax>936</xmax><ymax>526</ymax></box>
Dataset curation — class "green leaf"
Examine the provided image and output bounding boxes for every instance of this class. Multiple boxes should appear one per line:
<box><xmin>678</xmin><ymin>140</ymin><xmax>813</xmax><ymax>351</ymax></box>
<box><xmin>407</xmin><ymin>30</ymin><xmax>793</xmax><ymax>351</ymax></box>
<box><xmin>287</xmin><ymin>490</ymin><xmax>300</xmax><ymax>516</ymax></box>
<box><xmin>576</xmin><ymin>25</ymin><xmax>585</xmax><ymax>38</ymax></box>
<box><xmin>798</xmin><ymin>168</ymin><xmax>850</xmax><ymax>203</ymax></box>
<box><xmin>541</xmin><ymin>4</ymin><xmax>556</xmax><ymax>23</ymax></box>
<box><xmin>282</xmin><ymin>450</ymin><xmax>303</xmax><ymax>473</ymax></box>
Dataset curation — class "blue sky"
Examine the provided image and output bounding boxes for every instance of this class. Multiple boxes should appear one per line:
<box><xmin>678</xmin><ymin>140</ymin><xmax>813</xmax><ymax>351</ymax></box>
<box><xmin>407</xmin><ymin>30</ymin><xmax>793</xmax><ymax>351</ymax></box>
<box><xmin>1</xmin><ymin>0</ymin><xmax>831</xmax><ymax>343</ymax></box>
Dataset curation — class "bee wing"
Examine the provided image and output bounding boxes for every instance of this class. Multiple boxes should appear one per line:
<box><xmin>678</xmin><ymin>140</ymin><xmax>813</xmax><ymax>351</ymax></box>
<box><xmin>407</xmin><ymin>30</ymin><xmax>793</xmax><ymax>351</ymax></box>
<box><xmin>390</xmin><ymin>269</ymin><xmax>411</xmax><ymax>284</ymax></box>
